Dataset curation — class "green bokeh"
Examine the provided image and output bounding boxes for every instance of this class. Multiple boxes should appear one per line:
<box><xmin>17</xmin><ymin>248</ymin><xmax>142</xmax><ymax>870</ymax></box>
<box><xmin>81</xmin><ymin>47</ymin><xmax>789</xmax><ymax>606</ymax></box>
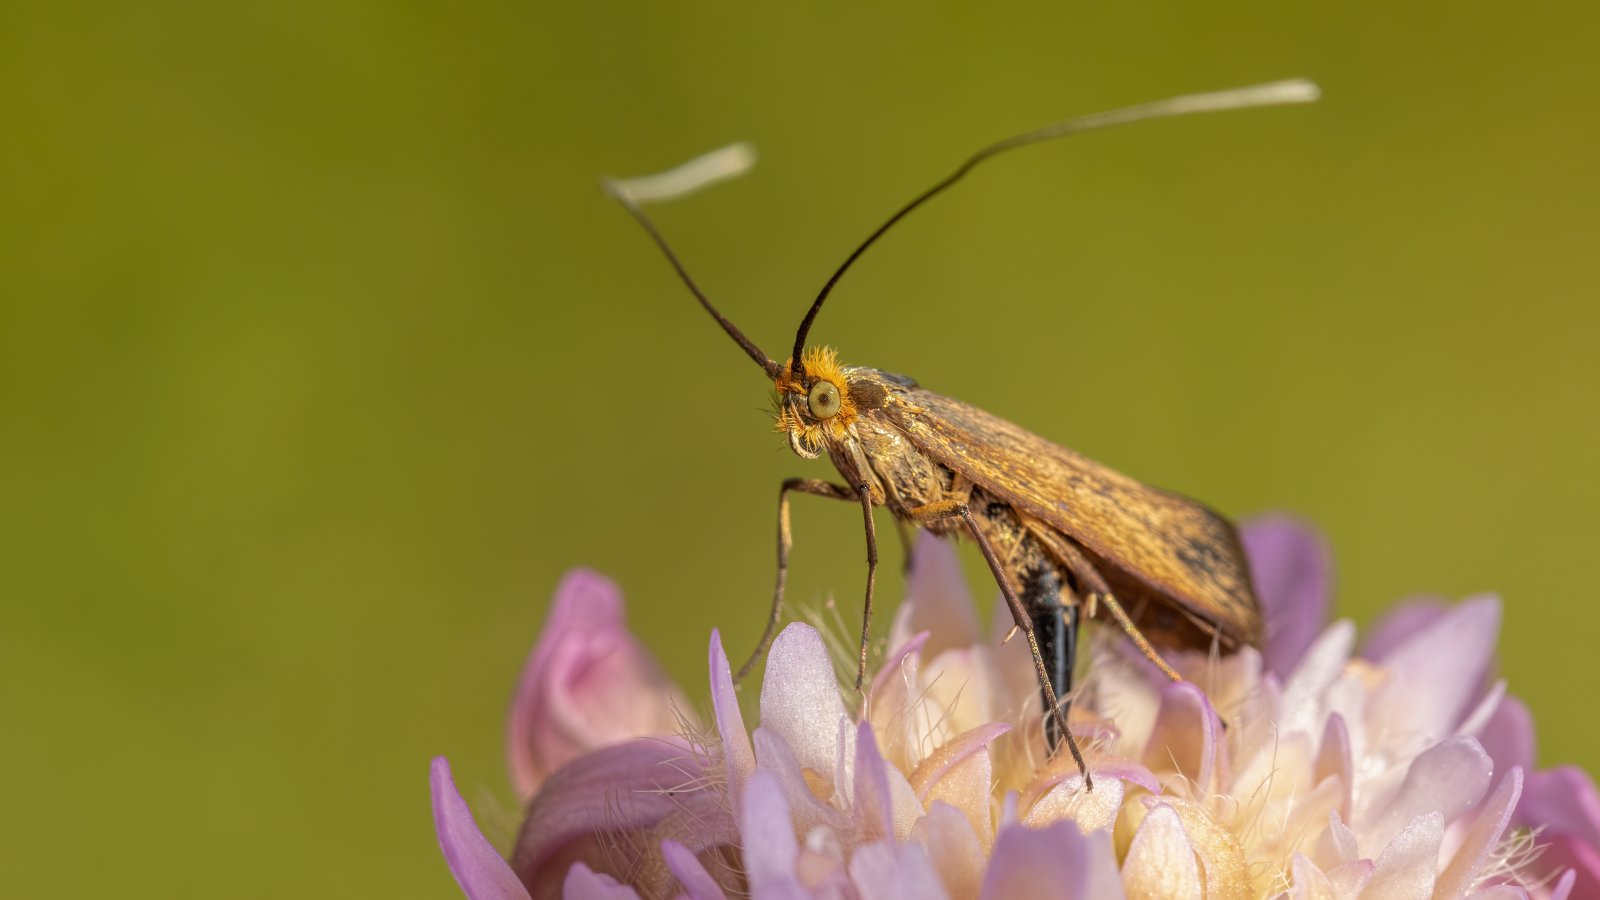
<box><xmin>3</xmin><ymin>2</ymin><xmax>1597</xmax><ymax>896</ymax></box>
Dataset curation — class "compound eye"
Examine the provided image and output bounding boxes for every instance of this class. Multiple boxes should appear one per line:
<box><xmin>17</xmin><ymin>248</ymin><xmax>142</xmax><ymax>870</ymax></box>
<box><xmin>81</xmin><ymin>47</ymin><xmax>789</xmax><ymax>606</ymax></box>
<box><xmin>807</xmin><ymin>380</ymin><xmax>842</xmax><ymax>419</ymax></box>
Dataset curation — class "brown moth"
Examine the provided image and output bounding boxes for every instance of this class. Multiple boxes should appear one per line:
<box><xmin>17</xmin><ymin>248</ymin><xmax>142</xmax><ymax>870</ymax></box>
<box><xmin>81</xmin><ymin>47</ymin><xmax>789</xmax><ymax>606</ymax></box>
<box><xmin>603</xmin><ymin>80</ymin><xmax>1318</xmax><ymax>787</ymax></box>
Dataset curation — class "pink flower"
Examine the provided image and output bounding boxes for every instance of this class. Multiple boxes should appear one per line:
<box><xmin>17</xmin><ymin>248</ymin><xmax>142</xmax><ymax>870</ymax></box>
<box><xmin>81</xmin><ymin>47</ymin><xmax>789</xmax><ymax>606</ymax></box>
<box><xmin>432</xmin><ymin>519</ymin><xmax>1598</xmax><ymax>898</ymax></box>
<box><xmin>504</xmin><ymin>570</ymin><xmax>690</xmax><ymax>799</ymax></box>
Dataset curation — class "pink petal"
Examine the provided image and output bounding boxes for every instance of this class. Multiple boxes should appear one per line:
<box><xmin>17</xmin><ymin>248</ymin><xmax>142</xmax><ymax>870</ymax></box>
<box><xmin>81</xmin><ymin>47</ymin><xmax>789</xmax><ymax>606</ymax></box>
<box><xmin>760</xmin><ymin>623</ymin><xmax>849</xmax><ymax>784</ymax></box>
<box><xmin>510</xmin><ymin>738</ymin><xmax>735</xmax><ymax>891</ymax></box>
<box><xmin>979</xmin><ymin>820</ymin><xmax>1101</xmax><ymax>900</ymax></box>
<box><xmin>1144</xmin><ymin>681</ymin><xmax>1224</xmax><ymax>796</ymax></box>
<box><xmin>1362</xmin><ymin>736</ymin><xmax>1491</xmax><ymax>857</ymax></box>
<box><xmin>1435</xmin><ymin>766</ymin><xmax>1522</xmax><ymax>900</ymax></box>
<box><xmin>1361</xmin><ymin>597</ymin><xmax>1448</xmax><ymax>662</ymax></box>
<box><xmin>1240</xmin><ymin>515</ymin><xmax>1333</xmax><ymax>678</ymax></box>
<box><xmin>740</xmin><ymin>771</ymin><xmax>801</xmax><ymax>892</ymax></box>
<box><xmin>661</xmin><ymin>839</ymin><xmax>728</xmax><ymax>900</ymax></box>
<box><xmin>1479</xmin><ymin>695</ymin><xmax>1536</xmax><ymax>782</ymax></box>
<box><xmin>915</xmin><ymin>802</ymin><xmax>987</xmax><ymax>900</ymax></box>
<box><xmin>1122</xmin><ymin>804</ymin><xmax>1202</xmax><ymax>900</ymax></box>
<box><xmin>563</xmin><ymin>863</ymin><xmax>642</xmax><ymax>900</ymax></box>
<box><xmin>847</xmin><ymin>840</ymin><xmax>951</xmax><ymax>900</ymax></box>
<box><xmin>893</xmin><ymin>531</ymin><xmax>982</xmax><ymax>656</ymax></box>
<box><xmin>1365</xmin><ymin>811</ymin><xmax>1443</xmax><ymax>900</ymax></box>
<box><xmin>507</xmin><ymin>570</ymin><xmax>687</xmax><ymax>799</ymax></box>
<box><xmin>1519</xmin><ymin>767</ymin><xmax>1600</xmax><ymax>896</ymax></box>
<box><xmin>853</xmin><ymin>721</ymin><xmax>892</xmax><ymax>841</ymax></box>
<box><xmin>1367</xmin><ymin>596</ymin><xmax>1501</xmax><ymax>745</ymax></box>
<box><xmin>430</xmin><ymin>757</ymin><xmax>533</xmax><ymax>900</ymax></box>
<box><xmin>709</xmin><ymin>630</ymin><xmax>755</xmax><ymax>801</ymax></box>
<box><xmin>1520</xmin><ymin>766</ymin><xmax>1600</xmax><ymax>848</ymax></box>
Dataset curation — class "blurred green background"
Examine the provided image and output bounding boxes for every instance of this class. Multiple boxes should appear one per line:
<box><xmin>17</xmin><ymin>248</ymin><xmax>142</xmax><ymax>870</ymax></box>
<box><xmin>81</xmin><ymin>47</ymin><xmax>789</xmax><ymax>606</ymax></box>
<box><xmin>3</xmin><ymin>1</ymin><xmax>1597</xmax><ymax>896</ymax></box>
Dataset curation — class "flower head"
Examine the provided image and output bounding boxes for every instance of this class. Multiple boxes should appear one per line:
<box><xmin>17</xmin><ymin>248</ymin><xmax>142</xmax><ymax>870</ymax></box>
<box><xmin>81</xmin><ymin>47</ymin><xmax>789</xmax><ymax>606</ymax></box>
<box><xmin>433</xmin><ymin>518</ymin><xmax>1597</xmax><ymax>898</ymax></box>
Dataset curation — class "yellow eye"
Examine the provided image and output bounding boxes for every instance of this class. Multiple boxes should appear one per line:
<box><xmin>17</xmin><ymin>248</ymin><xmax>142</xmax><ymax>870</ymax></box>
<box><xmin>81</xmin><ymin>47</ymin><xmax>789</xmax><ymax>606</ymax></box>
<box><xmin>808</xmin><ymin>380</ymin><xmax>842</xmax><ymax>419</ymax></box>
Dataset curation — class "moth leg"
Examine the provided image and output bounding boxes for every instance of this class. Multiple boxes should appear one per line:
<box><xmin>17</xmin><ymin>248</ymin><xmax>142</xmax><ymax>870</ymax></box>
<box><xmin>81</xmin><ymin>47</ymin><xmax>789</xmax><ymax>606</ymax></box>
<box><xmin>1097</xmin><ymin>591</ymin><xmax>1182</xmax><ymax>682</ymax></box>
<box><xmin>852</xmin><ymin>482</ymin><xmax>880</xmax><ymax>692</ymax></box>
<box><xmin>1048</xmin><ymin>540</ymin><xmax>1183</xmax><ymax>683</ymax></box>
<box><xmin>910</xmin><ymin>500</ymin><xmax>1093</xmax><ymax>790</ymax></box>
<box><xmin>735</xmin><ymin>477</ymin><xmax>857</xmax><ymax>682</ymax></box>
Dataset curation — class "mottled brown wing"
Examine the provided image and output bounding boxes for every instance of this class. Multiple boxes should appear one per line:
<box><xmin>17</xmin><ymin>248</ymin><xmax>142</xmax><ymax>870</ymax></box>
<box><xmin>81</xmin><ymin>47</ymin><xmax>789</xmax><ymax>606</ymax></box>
<box><xmin>878</xmin><ymin>377</ymin><xmax>1260</xmax><ymax>648</ymax></box>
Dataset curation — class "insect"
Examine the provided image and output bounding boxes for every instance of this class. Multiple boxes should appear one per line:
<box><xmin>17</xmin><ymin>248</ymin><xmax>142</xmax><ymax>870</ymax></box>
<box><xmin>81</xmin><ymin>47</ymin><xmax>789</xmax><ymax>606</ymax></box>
<box><xmin>603</xmin><ymin>80</ymin><xmax>1319</xmax><ymax>787</ymax></box>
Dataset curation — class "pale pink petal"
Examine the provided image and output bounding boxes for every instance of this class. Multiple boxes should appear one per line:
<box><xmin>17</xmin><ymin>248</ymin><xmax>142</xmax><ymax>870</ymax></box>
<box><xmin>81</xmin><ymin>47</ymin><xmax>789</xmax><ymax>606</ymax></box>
<box><xmin>1548</xmin><ymin>868</ymin><xmax>1578</xmax><ymax>900</ymax></box>
<box><xmin>1327</xmin><ymin>810</ymin><xmax>1359</xmax><ymax>864</ymax></box>
<box><xmin>1436</xmin><ymin>766</ymin><xmax>1522</xmax><ymax>900</ymax></box>
<box><xmin>1363</xmin><ymin>737</ymin><xmax>1491</xmax><ymax>857</ymax></box>
<box><xmin>430</xmin><ymin>757</ymin><xmax>533</xmax><ymax>900</ymax></box>
<box><xmin>563</xmin><ymin>863</ymin><xmax>642</xmax><ymax>900</ymax></box>
<box><xmin>750</xmin><ymin>727</ymin><xmax>847</xmax><ymax>835</ymax></box>
<box><xmin>1361</xmin><ymin>597</ymin><xmax>1448</xmax><ymax>662</ymax></box>
<box><xmin>1288</xmin><ymin>854</ymin><xmax>1334</xmax><ymax>900</ymax></box>
<box><xmin>740</xmin><ymin>771</ymin><xmax>804</xmax><ymax>896</ymax></box>
<box><xmin>1367</xmin><ymin>596</ymin><xmax>1501</xmax><ymax>746</ymax></box>
<box><xmin>1240</xmin><ymin>515</ymin><xmax>1333</xmax><ymax>678</ymax></box>
<box><xmin>1478</xmin><ymin>694</ymin><xmax>1536</xmax><ymax>782</ymax></box>
<box><xmin>853</xmin><ymin>721</ymin><xmax>892</xmax><ymax>841</ymax></box>
<box><xmin>1281</xmin><ymin>620</ymin><xmax>1356</xmax><ymax>738</ymax></box>
<box><xmin>708</xmin><ymin>630</ymin><xmax>755</xmax><ymax>801</ymax></box>
<box><xmin>909</xmin><ymin>722</ymin><xmax>1009</xmax><ymax>850</ymax></box>
<box><xmin>507</xmin><ymin>570</ymin><xmax>687</xmax><ymax>798</ymax></box>
<box><xmin>892</xmin><ymin>531</ymin><xmax>981</xmax><ymax>656</ymax></box>
<box><xmin>760</xmin><ymin>623</ymin><xmax>849</xmax><ymax>784</ymax></box>
<box><xmin>1316</xmin><ymin>713</ymin><xmax>1353</xmax><ymax>822</ymax></box>
<box><xmin>1122</xmin><ymin>804</ymin><xmax>1203</xmax><ymax>900</ymax></box>
<box><xmin>1474</xmin><ymin>887</ymin><xmax>1530</xmax><ymax>900</ymax></box>
<box><xmin>1023</xmin><ymin>773</ymin><xmax>1125</xmax><ymax>833</ymax></box>
<box><xmin>979</xmin><ymin>820</ymin><xmax>1099</xmax><ymax>900</ymax></box>
<box><xmin>867</xmin><ymin>631</ymin><xmax>931</xmax><ymax>773</ymax></box>
<box><xmin>511</xmin><ymin>738</ymin><xmax>735</xmax><ymax>890</ymax></box>
<box><xmin>660</xmin><ymin>839</ymin><xmax>728</xmax><ymax>900</ymax></box>
<box><xmin>1327</xmin><ymin>859</ymin><xmax>1374</xmax><ymax>897</ymax></box>
<box><xmin>1365</xmin><ymin>811</ymin><xmax>1443</xmax><ymax>900</ymax></box>
<box><xmin>847</xmin><ymin>840</ymin><xmax>951</xmax><ymax>900</ymax></box>
<box><xmin>1022</xmin><ymin>759</ymin><xmax>1159</xmax><ymax>813</ymax></box>
<box><xmin>1143</xmin><ymin>681</ymin><xmax>1224</xmax><ymax>797</ymax></box>
<box><xmin>915</xmin><ymin>802</ymin><xmax>986</xmax><ymax>900</ymax></box>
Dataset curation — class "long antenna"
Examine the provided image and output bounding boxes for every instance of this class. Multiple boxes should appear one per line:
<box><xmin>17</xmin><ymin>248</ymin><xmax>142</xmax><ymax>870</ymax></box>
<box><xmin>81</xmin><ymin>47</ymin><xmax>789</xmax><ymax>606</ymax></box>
<box><xmin>603</xmin><ymin>142</ymin><xmax>782</xmax><ymax>379</ymax></box>
<box><xmin>789</xmin><ymin>78</ymin><xmax>1320</xmax><ymax>380</ymax></box>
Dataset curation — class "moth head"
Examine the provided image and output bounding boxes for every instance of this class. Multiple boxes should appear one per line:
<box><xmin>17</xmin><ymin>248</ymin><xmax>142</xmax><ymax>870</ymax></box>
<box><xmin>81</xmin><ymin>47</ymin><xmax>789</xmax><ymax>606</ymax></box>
<box><xmin>772</xmin><ymin>347</ymin><xmax>860</xmax><ymax>459</ymax></box>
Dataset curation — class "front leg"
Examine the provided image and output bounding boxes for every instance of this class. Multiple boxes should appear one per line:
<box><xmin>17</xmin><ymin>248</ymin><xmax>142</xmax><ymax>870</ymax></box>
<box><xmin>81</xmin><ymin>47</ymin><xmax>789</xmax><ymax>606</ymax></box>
<box><xmin>735</xmin><ymin>478</ymin><xmax>856</xmax><ymax>681</ymax></box>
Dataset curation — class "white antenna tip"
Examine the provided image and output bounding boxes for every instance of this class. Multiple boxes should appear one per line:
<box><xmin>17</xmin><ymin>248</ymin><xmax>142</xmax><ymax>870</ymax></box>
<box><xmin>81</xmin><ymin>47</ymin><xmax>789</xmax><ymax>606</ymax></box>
<box><xmin>604</xmin><ymin>142</ymin><xmax>758</xmax><ymax>204</ymax></box>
